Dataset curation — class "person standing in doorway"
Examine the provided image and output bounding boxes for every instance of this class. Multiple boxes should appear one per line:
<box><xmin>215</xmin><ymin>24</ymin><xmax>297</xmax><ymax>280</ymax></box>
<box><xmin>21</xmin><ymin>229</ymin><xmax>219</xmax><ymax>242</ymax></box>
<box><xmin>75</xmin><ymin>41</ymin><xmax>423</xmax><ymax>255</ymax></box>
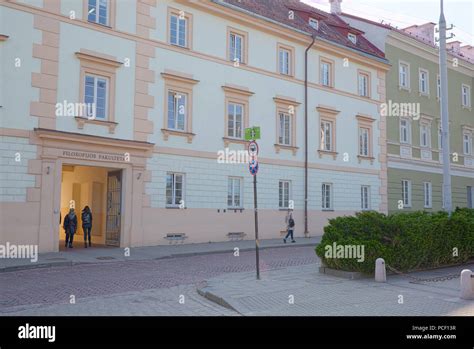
<box><xmin>81</xmin><ymin>206</ymin><xmax>93</xmax><ymax>248</ymax></box>
<box><xmin>63</xmin><ymin>208</ymin><xmax>77</xmax><ymax>248</ymax></box>
<box><xmin>284</xmin><ymin>210</ymin><xmax>296</xmax><ymax>243</ymax></box>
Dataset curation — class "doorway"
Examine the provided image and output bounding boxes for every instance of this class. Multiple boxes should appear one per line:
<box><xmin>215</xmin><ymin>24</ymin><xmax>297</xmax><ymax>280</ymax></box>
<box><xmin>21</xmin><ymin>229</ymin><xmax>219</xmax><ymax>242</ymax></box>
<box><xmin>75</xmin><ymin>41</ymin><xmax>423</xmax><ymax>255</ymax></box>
<box><xmin>59</xmin><ymin>165</ymin><xmax>122</xmax><ymax>249</ymax></box>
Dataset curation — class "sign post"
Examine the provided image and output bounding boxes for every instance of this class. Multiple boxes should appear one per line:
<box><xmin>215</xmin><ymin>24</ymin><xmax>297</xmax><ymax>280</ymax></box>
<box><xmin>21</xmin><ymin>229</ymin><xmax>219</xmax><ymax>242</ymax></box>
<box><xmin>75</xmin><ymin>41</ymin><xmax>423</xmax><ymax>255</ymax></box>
<box><xmin>246</xmin><ymin>128</ymin><xmax>261</xmax><ymax>280</ymax></box>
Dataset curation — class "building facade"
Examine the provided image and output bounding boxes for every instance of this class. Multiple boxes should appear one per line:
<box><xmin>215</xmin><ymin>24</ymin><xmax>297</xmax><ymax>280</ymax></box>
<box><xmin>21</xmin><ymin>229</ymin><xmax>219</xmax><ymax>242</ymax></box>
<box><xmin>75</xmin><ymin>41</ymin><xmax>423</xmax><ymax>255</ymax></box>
<box><xmin>342</xmin><ymin>15</ymin><xmax>474</xmax><ymax>213</ymax></box>
<box><xmin>0</xmin><ymin>0</ymin><xmax>389</xmax><ymax>252</ymax></box>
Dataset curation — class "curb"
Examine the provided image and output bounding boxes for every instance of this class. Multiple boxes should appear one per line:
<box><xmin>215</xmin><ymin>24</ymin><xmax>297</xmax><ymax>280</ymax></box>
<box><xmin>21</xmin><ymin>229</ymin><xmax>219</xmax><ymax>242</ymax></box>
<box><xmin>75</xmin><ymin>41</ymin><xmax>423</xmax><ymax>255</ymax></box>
<box><xmin>196</xmin><ymin>282</ymin><xmax>240</xmax><ymax>314</ymax></box>
<box><xmin>0</xmin><ymin>260</ymin><xmax>73</xmax><ymax>273</ymax></box>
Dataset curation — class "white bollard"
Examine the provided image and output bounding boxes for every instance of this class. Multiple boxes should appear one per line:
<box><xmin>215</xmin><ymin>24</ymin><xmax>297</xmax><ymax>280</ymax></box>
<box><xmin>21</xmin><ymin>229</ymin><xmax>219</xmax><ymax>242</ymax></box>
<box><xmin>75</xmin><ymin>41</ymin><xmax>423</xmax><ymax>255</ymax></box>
<box><xmin>460</xmin><ymin>269</ymin><xmax>474</xmax><ymax>300</ymax></box>
<box><xmin>375</xmin><ymin>258</ymin><xmax>386</xmax><ymax>283</ymax></box>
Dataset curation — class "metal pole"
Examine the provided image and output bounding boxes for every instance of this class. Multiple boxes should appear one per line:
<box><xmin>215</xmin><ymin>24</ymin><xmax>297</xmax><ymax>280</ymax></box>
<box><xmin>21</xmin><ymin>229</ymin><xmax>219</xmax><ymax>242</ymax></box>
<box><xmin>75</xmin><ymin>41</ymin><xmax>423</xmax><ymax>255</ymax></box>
<box><xmin>253</xmin><ymin>174</ymin><xmax>260</xmax><ymax>280</ymax></box>
<box><xmin>439</xmin><ymin>0</ymin><xmax>452</xmax><ymax>214</ymax></box>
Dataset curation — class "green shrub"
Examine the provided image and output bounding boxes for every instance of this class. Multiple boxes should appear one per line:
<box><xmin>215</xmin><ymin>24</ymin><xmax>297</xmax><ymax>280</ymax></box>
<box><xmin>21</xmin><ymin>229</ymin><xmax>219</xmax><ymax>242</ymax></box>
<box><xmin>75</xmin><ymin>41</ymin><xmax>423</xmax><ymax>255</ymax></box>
<box><xmin>315</xmin><ymin>208</ymin><xmax>474</xmax><ymax>274</ymax></box>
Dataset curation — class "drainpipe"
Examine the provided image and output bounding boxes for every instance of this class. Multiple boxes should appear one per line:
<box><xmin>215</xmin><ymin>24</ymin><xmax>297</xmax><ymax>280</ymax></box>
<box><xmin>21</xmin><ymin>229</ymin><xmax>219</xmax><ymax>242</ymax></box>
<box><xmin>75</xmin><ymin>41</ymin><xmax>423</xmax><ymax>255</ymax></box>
<box><xmin>304</xmin><ymin>34</ymin><xmax>316</xmax><ymax>238</ymax></box>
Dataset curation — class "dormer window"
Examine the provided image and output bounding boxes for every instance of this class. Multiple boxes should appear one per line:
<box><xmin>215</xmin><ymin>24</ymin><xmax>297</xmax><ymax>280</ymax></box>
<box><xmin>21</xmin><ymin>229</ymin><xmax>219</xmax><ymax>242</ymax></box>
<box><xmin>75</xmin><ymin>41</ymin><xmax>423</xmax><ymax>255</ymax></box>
<box><xmin>348</xmin><ymin>33</ymin><xmax>357</xmax><ymax>44</ymax></box>
<box><xmin>309</xmin><ymin>18</ymin><xmax>319</xmax><ymax>30</ymax></box>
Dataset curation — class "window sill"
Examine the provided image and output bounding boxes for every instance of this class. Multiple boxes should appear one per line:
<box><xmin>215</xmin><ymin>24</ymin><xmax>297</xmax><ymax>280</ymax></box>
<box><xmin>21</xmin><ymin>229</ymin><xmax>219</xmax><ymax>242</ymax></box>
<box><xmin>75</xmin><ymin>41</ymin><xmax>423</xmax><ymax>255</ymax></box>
<box><xmin>279</xmin><ymin>208</ymin><xmax>292</xmax><ymax>211</ymax></box>
<box><xmin>322</xmin><ymin>209</ymin><xmax>334</xmax><ymax>212</ymax></box>
<box><xmin>318</xmin><ymin>149</ymin><xmax>338</xmax><ymax>160</ymax></box>
<box><xmin>169</xmin><ymin>42</ymin><xmax>190</xmax><ymax>50</ymax></box>
<box><xmin>86</xmin><ymin>20</ymin><xmax>113</xmax><ymax>30</ymax></box>
<box><xmin>357</xmin><ymin>155</ymin><xmax>375</xmax><ymax>164</ymax></box>
<box><xmin>165</xmin><ymin>206</ymin><xmax>185</xmax><ymax>209</ymax></box>
<box><xmin>275</xmin><ymin>144</ymin><xmax>298</xmax><ymax>155</ymax></box>
<box><xmin>462</xmin><ymin>106</ymin><xmax>472</xmax><ymax>111</ymax></box>
<box><xmin>75</xmin><ymin>116</ymin><xmax>117</xmax><ymax>134</ymax></box>
<box><xmin>399</xmin><ymin>86</ymin><xmax>411</xmax><ymax>92</ymax></box>
<box><xmin>228</xmin><ymin>207</ymin><xmax>244</xmax><ymax>211</ymax></box>
<box><xmin>419</xmin><ymin>92</ymin><xmax>430</xmax><ymax>98</ymax></box>
<box><xmin>223</xmin><ymin>137</ymin><xmax>248</xmax><ymax>147</ymax></box>
<box><xmin>161</xmin><ymin>129</ymin><xmax>195</xmax><ymax>143</ymax></box>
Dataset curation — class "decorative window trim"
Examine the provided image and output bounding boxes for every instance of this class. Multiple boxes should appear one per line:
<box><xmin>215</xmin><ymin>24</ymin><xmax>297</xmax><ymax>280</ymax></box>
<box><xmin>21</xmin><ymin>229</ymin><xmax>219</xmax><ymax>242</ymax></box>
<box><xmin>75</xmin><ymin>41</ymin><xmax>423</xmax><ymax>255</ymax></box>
<box><xmin>227</xmin><ymin>176</ymin><xmax>243</xmax><ymax>209</ymax></box>
<box><xmin>401</xmin><ymin>179</ymin><xmax>412</xmax><ymax>208</ymax></box>
<box><xmin>461</xmin><ymin>84</ymin><xmax>471</xmax><ymax>110</ymax></box>
<box><xmin>161</xmin><ymin>70</ymin><xmax>199</xmax><ymax>143</ymax></box>
<box><xmin>321</xmin><ymin>182</ymin><xmax>333</xmax><ymax>211</ymax></box>
<box><xmin>419</xmin><ymin>115</ymin><xmax>433</xmax><ymax>149</ymax></box>
<box><xmin>165</xmin><ymin>172</ymin><xmax>185</xmax><ymax>208</ymax></box>
<box><xmin>167</xmin><ymin>7</ymin><xmax>193</xmax><ymax>49</ymax></box>
<box><xmin>83</xmin><ymin>0</ymin><xmax>116</xmax><ymax>28</ymax></box>
<box><xmin>319</xmin><ymin>56</ymin><xmax>335</xmax><ymax>88</ymax></box>
<box><xmin>317</xmin><ymin>105</ymin><xmax>340</xmax><ymax>159</ymax></box>
<box><xmin>222</xmin><ymin>84</ymin><xmax>254</xmax><ymax>146</ymax></box>
<box><xmin>399</xmin><ymin>116</ymin><xmax>412</xmax><ymax>145</ymax></box>
<box><xmin>436</xmin><ymin>74</ymin><xmax>441</xmax><ymax>101</ymax></box>
<box><xmin>227</xmin><ymin>26</ymin><xmax>248</xmax><ymax>65</ymax></box>
<box><xmin>423</xmin><ymin>181</ymin><xmax>432</xmax><ymax>208</ymax></box>
<box><xmin>357</xmin><ymin>69</ymin><xmax>371</xmax><ymax>98</ymax></box>
<box><xmin>398</xmin><ymin>60</ymin><xmax>411</xmax><ymax>91</ymax></box>
<box><xmin>274</xmin><ymin>96</ymin><xmax>300</xmax><ymax>155</ymax></box>
<box><xmin>356</xmin><ymin>114</ymin><xmax>375</xmax><ymax>164</ymax></box>
<box><xmin>462</xmin><ymin>126</ymin><xmax>473</xmax><ymax>156</ymax></box>
<box><xmin>276</xmin><ymin>43</ymin><xmax>295</xmax><ymax>77</ymax></box>
<box><xmin>418</xmin><ymin>68</ymin><xmax>430</xmax><ymax>97</ymax></box>
<box><xmin>278</xmin><ymin>180</ymin><xmax>292</xmax><ymax>209</ymax></box>
<box><xmin>361</xmin><ymin>185</ymin><xmax>370</xmax><ymax>210</ymax></box>
<box><xmin>75</xmin><ymin>50</ymin><xmax>122</xmax><ymax>131</ymax></box>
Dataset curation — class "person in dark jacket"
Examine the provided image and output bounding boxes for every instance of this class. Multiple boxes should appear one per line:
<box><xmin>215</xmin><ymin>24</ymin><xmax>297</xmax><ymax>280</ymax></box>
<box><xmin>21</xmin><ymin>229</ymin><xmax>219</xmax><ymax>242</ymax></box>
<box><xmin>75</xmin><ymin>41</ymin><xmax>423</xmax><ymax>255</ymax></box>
<box><xmin>63</xmin><ymin>208</ymin><xmax>77</xmax><ymax>248</ymax></box>
<box><xmin>283</xmin><ymin>211</ymin><xmax>296</xmax><ymax>243</ymax></box>
<box><xmin>81</xmin><ymin>206</ymin><xmax>93</xmax><ymax>248</ymax></box>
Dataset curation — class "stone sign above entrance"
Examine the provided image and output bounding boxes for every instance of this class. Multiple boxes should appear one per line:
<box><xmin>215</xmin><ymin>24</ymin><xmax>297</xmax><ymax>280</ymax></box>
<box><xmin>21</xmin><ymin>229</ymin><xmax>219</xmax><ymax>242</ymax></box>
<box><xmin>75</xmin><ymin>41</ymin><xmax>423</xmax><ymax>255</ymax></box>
<box><xmin>62</xmin><ymin>150</ymin><xmax>128</xmax><ymax>163</ymax></box>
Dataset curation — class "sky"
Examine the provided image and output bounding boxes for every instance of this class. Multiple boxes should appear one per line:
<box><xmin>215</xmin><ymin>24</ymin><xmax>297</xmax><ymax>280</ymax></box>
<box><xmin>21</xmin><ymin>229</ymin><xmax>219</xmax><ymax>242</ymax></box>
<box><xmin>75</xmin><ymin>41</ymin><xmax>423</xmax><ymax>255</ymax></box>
<box><xmin>302</xmin><ymin>0</ymin><xmax>474</xmax><ymax>46</ymax></box>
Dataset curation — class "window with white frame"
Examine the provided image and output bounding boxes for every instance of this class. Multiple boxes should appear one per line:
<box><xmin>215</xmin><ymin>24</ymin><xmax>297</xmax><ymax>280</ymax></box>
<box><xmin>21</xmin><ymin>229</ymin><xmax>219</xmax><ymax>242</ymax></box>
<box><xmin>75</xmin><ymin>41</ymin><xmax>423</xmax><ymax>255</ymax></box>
<box><xmin>88</xmin><ymin>0</ymin><xmax>109</xmax><ymax>26</ymax></box>
<box><xmin>167</xmin><ymin>91</ymin><xmax>186</xmax><ymax>131</ymax></box>
<box><xmin>227</xmin><ymin>177</ymin><xmax>242</xmax><ymax>208</ymax></box>
<box><xmin>279</xmin><ymin>48</ymin><xmax>291</xmax><ymax>75</ymax></box>
<box><xmin>227</xmin><ymin>102</ymin><xmax>243</xmax><ymax>139</ymax></box>
<box><xmin>419</xmin><ymin>69</ymin><xmax>429</xmax><ymax>95</ymax></box>
<box><xmin>399</xmin><ymin>62</ymin><xmax>409</xmax><ymax>89</ymax></box>
<box><xmin>401</xmin><ymin>180</ymin><xmax>411</xmax><ymax>207</ymax></box>
<box><xmin>84</xmin><ymin>74</ymin><xmax>108</xmax><ymax>119</ymax></box>
<box><xmin>348</xmin><ymin>33</ymin><xmax>357</xmax><ymax>44</ymax></box>
<box><xmin>420</xmin><ymin>123</ymin><xmax>431</xmax><ymax>148</ymax></box>
<box><xmin>436</xmin><ymin>75</ymin><xmax>441</xmax><ymax>99</ymax></box>
<box><xmin>359</xmin><ymin>127</ymin><xmax>370</xmax><ymax>156</ymax></box>
<box><xmin>423</xmin><ymin>182</ymin><xmax>432</xmax><ymax>208</ymax></box>
<box><xmin>462</xmin><ymin>84</ymin><xmax>471</xmax><ymax>108</ymax></box>
<box><xmin>320</xmin><ymin>60</ymin><xmax>332</xmax><ymax>87</ymax></box>
<box><xmin>438</xmin><ymin>125</ymin><xmax>443</xmax><ymax>150</ymax></box>
<box><xmin>166</xmin><ymin>173</ymin><xmax>184</xmax><ymax>207</ymax></box>
<box><xmin>361</xmin><ymin>185</ymin><xmax>370</xmax><ymax>210</ymax></box>
<box><xmin>279</xmin><ymin>180</ymin><xmax>291</xmax><ymax>209</ymax></box>
<box><xmin>278</xmin><ymin>112</ymin><xmax>291</xmax><ymax>145</ymax></box>
<box><xmin>322</xmin><ymin>183</ymin><xmax>333</xmax><ymax>210</ymax></box>
<box><xmin>400</xmin><ymin>118</ymin><xmax>411</xmax><ymax>144</ymax></box>
<box><xmin>230</xmin><ymin>32</ymin><xmax>243</xmax><ymax>64</ymax></box>
<box><xmin>358</xmin><ymin>72</ymin><xmax>369</xmax><ymax>97</ymax></box>
<box><xmin>463</xmin><ymin>131</ymin><xmax>472</xmax><ymax>155</ymax></box>
<box><xmin>309</xmin><ymin>18</ymin><xmax>319</xmax><ymax>30</ymax></box>
<box><xmin>320</xmin><ymin>120</ymin><xmax>333</xmax><ymax>151</ymax></box>
<box><xmin>170</xmin><ymin>13</ymin><xmax>187</xmax><ymax>47</ymax></box>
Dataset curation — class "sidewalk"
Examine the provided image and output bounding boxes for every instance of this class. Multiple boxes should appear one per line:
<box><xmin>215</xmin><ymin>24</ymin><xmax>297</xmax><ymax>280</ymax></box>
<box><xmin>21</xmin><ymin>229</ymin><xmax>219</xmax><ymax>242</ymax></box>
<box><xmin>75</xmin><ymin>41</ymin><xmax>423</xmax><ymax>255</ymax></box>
<box><xmin>0</xmin><ymin>237</ymin><xmax>320</xmax><ymax>273</ymax></box>
<box><xmin>197</xmin><ymin>260</ymin><xmax>474</xmax><ymax>316</ymax></box>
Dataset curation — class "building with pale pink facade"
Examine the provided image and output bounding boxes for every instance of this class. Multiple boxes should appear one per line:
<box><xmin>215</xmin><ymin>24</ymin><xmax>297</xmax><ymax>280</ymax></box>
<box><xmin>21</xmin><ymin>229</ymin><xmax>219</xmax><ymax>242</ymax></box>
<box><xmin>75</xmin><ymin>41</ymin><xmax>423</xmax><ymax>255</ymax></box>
<box><xmin>0</xmin><ymin>0</ymin><xmax>390</xmax><ymax>252</ymax></box>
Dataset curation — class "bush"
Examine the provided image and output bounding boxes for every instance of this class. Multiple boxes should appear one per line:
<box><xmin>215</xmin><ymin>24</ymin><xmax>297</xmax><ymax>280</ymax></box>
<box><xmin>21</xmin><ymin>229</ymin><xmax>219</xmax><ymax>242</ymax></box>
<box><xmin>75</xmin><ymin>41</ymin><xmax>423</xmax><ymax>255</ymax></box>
<box><xmin>315</xmin><ymin>208</ymin><xmax>474</xmax><ymax>274</ymax></box>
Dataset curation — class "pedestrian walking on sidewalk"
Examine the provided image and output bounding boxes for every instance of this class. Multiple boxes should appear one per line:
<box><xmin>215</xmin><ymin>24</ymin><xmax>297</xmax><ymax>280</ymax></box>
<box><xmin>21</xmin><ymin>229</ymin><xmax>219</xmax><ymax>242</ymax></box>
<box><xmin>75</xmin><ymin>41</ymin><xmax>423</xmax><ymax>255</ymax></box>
<box><xmin>63</xmin><ymin>208</ymin><xmax>77</xmax><ymax>248</ymax></box>
<box><xmin>283</xmin><ymin>211</ymin><xmax>295</xmax><ymax>243</ymax></box>
<box><xmin>81</xmin><ymin>206</ymin><xmax>93</xmax><ymax>248</ymax></box>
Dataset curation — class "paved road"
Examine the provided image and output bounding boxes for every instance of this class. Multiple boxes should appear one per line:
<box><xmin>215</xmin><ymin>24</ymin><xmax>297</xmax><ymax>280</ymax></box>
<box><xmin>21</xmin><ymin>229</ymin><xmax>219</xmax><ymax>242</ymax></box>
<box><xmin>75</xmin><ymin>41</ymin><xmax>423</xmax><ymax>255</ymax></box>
<box><xmin>0</xmin><ymin>246</ymin><xmax>318</xmax><ymax>315</ymax></box>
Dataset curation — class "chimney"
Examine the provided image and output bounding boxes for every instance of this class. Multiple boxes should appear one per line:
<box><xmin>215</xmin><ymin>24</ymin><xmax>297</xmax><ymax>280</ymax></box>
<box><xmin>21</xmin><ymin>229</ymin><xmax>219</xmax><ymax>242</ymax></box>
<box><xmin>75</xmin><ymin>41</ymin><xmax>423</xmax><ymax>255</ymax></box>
<box><xmin>460</xmin><ymin>45</ymin><xmax>474</xmax><ymax>60</ymax></box>
<box><xmin>447</xmin><ymin>41</ymin><xmax>461</xmax><ymax>53</ymax></box>
<box><xmin>329</xmin><ymin>0</ymin><xmax>342</xmax><ymax>15</ymax></box>
<box><xmin>403</xmin><ymin>22</ymin><xmax>436</xmax><ymax>45</ymax></box>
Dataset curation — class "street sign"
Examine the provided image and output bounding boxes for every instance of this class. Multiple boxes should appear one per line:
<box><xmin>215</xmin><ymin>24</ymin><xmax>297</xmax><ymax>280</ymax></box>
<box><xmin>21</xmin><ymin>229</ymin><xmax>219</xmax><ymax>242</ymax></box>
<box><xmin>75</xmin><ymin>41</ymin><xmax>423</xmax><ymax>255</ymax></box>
<box><xmin>245</xmin><ymin>126</ymin><xmax>261</xmax><ymax>141</ymax></box>
<box><xmin>248</xmin><ymin>141</ymin><xmax>259</xmax><ymax>157</ymax></box>
<box><xmin>249</xmin><ymin>158</ymin><xmax>259</xmax><ymax>176</ymax></box>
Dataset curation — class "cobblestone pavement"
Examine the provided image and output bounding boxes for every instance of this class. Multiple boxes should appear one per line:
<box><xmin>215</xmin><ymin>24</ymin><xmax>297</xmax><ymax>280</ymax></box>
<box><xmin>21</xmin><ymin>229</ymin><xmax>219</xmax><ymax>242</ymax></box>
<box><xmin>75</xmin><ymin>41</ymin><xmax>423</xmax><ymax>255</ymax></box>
<box><xmin>0</xmin><ymin>246</ymin><xmax>317</xmax><ymax>315</ymax></box>
<box><xmin>198</xmin><ymin>262</ymin><xmax>474</xmax><ymax>316</ymax></box>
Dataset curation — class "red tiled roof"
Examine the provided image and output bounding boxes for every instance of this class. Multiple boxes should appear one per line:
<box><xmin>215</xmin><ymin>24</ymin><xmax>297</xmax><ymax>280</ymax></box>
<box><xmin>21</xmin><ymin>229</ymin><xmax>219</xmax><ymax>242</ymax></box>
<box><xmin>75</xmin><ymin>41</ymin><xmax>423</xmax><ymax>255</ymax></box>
<box><xmin>219</xmin><ymin>0</ymin><xmax>386</xmax><ymax>60</ymax></box>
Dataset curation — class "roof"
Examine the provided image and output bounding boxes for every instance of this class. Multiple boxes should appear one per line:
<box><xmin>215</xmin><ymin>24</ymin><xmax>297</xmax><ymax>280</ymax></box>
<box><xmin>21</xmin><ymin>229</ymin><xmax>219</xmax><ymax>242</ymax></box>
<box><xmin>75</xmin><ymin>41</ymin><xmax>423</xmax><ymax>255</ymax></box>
<box><xmin>218</xmin><ymin>0</ymin><xmax>386</xmax><ymax>60</ymax></box>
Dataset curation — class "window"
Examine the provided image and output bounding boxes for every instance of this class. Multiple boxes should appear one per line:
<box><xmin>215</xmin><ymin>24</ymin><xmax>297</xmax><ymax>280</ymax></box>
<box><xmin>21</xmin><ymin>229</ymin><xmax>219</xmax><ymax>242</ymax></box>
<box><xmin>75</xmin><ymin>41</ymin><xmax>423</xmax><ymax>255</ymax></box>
<box><xmin>438</xmin><ymin>125</ymin><xmax>443</xmax><ymax>150</ymax></box>
<box><xmin>169</xmin><ymin>13</ymin><xmax>187</xmax><ymax>47</ymax></box>
<box><xmin>167</xmin><ymin>91</ymin><xmax>187</xmax><ymax>131</ymax></box>
<box><xmin>399</xmin><ymin>62</ymin><xmax>409</xmax><ymax>89</ymax></box>
<box><xmin>463</xmin><ymin>131</ymin><xmax>472</xmax><ymax>155</ymax></box>
<box><xmin>400</xmin><ymin>118</ymin><xmax>411</xmax><ymax>144</ymax></box>
<box><xmin>166</xmin><ymin>173</ymin><xmax>184</xmax><ymax>207</ymax></box>
<box><xmin>420</xmin><ymin>123</ymin><xmax>431</xmax><ymax>148</ymax></box>
<box><xmin>278</xmin><ymin>46</ymin><xmax>292</xmax><ymax>75</ymax></box>
<box><xmin>468</xmin><ymin>186</ymin><xmax>473</xmax><ymax>209</ymax></box>
<box><xmin>309</xmin><ymin>18</ymin><xmax>319</xmax><ymax>30</ymax></box>
<box><xmin>359</xmin><ymin>127</ymin><xmax>369</xmax><ymax>156</ymax></box>
<box><xmin>320</xmin><ymin>120</ymin><xmax>333</xmax><ymax>151</ymax></box>
<box><xmin>320</xmin><ymin>58</ymin><xmax>333</xmax><ymax>87</ymax></box>
<box><xmin>228</xmin><ymin>177</ymin><xmax>242</xmax><ymax>208</ymax></box>
<box><xmin>419</xmin><ymin>69</ymin><xmax>429</xmax><ymax>95</ymax></box>
<box><xmin>436</xmin><ymin>75</ymin><xmax>441</xmax><ymax>99</ymax></box>
<box><xmin>84</xmin><ymin>75</ymin><xmax>108</xmax><ymax>119</ymax></box>
<box><xmin>348</xmin><ymin>33</ymin><xmax>357</xmax><ymax>44</ymax></box>
<box><xmin>401</xmin><ymin>180</ymin><xmax>412</xmax><ymax>207</ymax></box>
<box><xmin>228</xmin><ymin>28</ymin><xmax>248</xmax><ymax>65</ymax></box>
<box><xmin>227</xmin><ymin>103</ymin><xmax>243</xmax><ymax>139</ymax></box>
<box><xmin>278</xmin><ymin>112</ymin><xmax>292</xmax><ymax>146</ymax></box>
<box><xmin>462</xmin><ymin>84</ymin><xmax>471</xmax><ymax>108</ymax></box>
<box><xmin>87</xmin><ymin>0</ymin><xmax>109</xmax><ymax>26</ymax></box>
<box><xmin>361</xmin><ymin>185</ymin><xmax>370</xmax><ymax>210</ymax></box>
<box><xmin>423</xmin><ymin>182</ymin><xmax>432</xmax><ymax>208</ymax></box>
<box><xmin>358</xmin><ymin>71</ymin><xmax>370</xmax><ymax>97</ymax></box>
<box><xmin>322</xmin><ymin>183</ymin><xmax>333</xmax><ymax>210</ymax></box>
<box><xmin>279</xmin><ymin>180</ymin><xmax>291</xmax><ymax>209</ymax></box>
